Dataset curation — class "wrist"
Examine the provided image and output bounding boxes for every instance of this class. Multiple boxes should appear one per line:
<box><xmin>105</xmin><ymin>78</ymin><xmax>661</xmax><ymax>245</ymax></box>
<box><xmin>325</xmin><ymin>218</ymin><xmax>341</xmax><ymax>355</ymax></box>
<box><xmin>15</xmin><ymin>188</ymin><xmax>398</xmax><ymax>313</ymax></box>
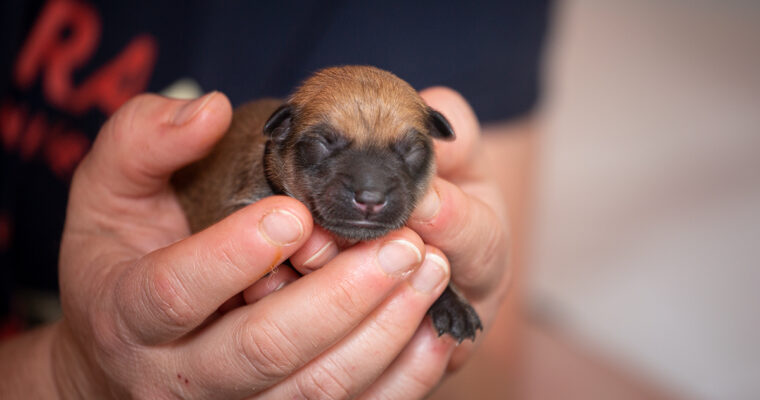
<box><xmin>0</xmin><ymin>323</ymin><xmax>60</xmax><ymax>398</ymax></box>
<box><xmin>50</xmin><ymin>321</ymin><xmax>114</xmax><ymax>399</ymax></box>
<box><xmin>50</xmin><ymin>321</ymin><xmax>124</xmax><ymax>399</ymax></box>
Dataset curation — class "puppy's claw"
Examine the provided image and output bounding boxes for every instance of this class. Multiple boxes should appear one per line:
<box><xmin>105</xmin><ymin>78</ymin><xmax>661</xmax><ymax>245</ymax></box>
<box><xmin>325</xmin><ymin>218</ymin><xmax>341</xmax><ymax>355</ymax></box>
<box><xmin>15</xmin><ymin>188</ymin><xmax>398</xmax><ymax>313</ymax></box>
<box><xmin>428</xmin><ymin>285</ymin><xmax>482</xmax><ymax>343</ymax></box>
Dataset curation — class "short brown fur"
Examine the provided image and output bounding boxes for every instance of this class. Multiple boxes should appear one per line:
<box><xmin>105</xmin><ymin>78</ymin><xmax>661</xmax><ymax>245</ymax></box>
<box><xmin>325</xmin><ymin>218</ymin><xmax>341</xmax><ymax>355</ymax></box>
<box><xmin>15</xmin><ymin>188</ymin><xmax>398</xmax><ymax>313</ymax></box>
<box><xmin>172</xmin><ymin>98</ymin><xmax>281</xmax><ymax>232</ymax></box>
<box><xmin>289</xmin><ymin>66</ymin><xmax>429</xmax><ymax>147</ymax></box>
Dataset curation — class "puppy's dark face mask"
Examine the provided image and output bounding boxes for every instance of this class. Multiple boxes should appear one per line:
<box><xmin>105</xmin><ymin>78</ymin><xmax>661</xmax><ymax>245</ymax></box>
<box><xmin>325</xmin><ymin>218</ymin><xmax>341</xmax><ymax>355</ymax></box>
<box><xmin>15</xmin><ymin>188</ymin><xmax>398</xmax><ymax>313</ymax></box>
<box><xmin>264</xmin><ymin>104</ymin><xmax>454</xmax><ymax>240</ymax></box>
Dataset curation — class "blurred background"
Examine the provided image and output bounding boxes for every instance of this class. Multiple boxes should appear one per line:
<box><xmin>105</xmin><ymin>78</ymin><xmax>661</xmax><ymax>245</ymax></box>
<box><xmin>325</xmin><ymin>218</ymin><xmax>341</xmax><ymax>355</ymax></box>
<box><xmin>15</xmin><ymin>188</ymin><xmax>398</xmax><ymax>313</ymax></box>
<box><xmin>437</xmin><ymin>1</ymin><xmax>760</xmax><ymax>399</ymax></box>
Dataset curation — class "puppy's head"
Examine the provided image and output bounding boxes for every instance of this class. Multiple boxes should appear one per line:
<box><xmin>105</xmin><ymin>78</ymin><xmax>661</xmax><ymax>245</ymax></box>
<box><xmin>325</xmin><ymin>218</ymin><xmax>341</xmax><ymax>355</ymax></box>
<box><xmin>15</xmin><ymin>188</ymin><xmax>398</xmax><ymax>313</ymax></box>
<box><xmin>264</xmin><ymin>66</ymin><xmax>454</xmax><ymax>240</ymax></box>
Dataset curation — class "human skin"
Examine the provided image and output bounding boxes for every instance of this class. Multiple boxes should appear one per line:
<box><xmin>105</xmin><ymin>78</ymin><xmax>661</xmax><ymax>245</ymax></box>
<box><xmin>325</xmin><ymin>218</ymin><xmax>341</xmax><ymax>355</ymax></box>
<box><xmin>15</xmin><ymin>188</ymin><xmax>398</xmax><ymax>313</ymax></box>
<box><xmin>0</xmin><ymin>87</ymin><xmax>510</xmax><ymax>399</ymax></box>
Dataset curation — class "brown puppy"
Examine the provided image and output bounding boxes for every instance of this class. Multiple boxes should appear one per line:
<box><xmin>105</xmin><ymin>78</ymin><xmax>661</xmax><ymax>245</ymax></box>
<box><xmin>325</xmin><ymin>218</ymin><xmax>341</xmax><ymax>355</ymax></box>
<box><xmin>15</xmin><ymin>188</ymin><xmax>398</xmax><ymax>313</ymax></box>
<box><xmin>172</xmin><ymin>66</ymin><xmax>482</xmax><ymax>342</ymax></box>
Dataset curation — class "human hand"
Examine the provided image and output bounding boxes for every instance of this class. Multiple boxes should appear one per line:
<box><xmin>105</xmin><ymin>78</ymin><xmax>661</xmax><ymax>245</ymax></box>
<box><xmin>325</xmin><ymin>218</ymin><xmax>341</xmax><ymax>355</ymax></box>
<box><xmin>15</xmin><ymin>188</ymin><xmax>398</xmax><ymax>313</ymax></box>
<box><xmin>409</xmin><ymin>87</ymin><xmax>511</xmax><ymax>370</ymax></box>
<box><xmin>53</xmin><ymin>92</ymin><xmax>452</xmax><ymax>399</ymax></box>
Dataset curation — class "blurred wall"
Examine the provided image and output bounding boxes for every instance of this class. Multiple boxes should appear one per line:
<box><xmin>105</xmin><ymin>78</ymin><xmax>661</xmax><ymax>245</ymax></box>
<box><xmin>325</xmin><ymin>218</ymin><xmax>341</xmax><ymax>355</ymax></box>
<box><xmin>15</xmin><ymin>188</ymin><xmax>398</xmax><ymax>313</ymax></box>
<box><xmin>529</xmin><ymin>1</ymin><xmax>760</xmax><ymax>399</ymax></box>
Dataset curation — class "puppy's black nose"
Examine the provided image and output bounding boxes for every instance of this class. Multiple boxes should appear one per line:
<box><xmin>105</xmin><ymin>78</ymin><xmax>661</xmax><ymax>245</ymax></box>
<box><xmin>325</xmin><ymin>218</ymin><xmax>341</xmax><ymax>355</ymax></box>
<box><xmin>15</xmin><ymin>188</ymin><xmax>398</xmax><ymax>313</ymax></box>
<box><xmin>353</xmin><ymin>190</ymin><xmax>387</xmax><ymax>214</ymax></box>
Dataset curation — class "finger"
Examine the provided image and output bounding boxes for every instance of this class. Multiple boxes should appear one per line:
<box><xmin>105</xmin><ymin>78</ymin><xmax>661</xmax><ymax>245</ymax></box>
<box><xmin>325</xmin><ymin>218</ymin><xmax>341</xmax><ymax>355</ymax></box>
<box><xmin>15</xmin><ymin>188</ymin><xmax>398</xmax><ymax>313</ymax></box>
<box><xmin>177</xmin><ymin>228</ymin><xmax>425</xmax><ymax>399</ymax></box>
<box><xmin>257</xmin><ymin>247</ymin><xmax>450</xmax><ymax>399</ymax></box>
<box><xmin>419</xmin><ymin>87</ymin><xmax>484</xmax><ymax>179</ymax></box>
<box><xmin>289</xmin><ymin>225</ymin><xmax>339</xmax><ymax>274</ymax></box>
<box><xmin>408</xmin><ymin>177</ymin><xmax>508</xmax><ymax>295</ymax></box>
<box><xmin>115</xmin><ymin>196</ymin><xmax>313</xmax><ymax>345</ymax></box>
<box><xmin>358</xmin><ymin>323</ymin><xmax>456</xmax><ymax>400</ymax></box>
<box><xmin>218</xmin><ymin>293</ymin><xmax>245</xmax><ymax>314</ymax></box>
<box><xmin>242</xmin><ymin>265</ymin><xmax>299</xmax><ymax>303</ymax></box>
<box><xmin>79</xmin><ymin>92</ymin><xmax>232</xmax><ymax>199</ymax></box>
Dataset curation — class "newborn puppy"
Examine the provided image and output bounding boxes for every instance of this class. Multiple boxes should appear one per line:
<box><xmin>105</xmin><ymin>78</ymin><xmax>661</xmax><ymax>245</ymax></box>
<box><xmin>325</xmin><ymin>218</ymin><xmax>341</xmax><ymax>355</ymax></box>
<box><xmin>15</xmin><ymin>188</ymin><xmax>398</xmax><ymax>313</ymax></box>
<box><xmin>173</xmin><ymin>66</ymin><xmax>482</xmax><ymax>342</ymax></box>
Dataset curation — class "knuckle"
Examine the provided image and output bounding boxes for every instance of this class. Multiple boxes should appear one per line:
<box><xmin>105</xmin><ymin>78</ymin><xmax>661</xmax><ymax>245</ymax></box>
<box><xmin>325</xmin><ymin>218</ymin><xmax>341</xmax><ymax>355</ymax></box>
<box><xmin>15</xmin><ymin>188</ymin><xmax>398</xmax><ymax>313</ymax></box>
<box><xmin>106</xmin><ymin>94</ymin><xmax>152</xmax><ymax>138</ymax></box>
<box><xmin>98</xmin><ymin>94</ymin><xmax>162</xmax><ymax>183</ymax></box>
<box><xmin>236</xmin><ymin>317</ymin><xmax>301</xmax><ymax>382</ymax></box>
<box><xmin>112</xmin><ymin>93</ymin><xmax>162</xmax><ymax>126</ymax></box>
<box><xmin>406</xmin><ymin>369</ymin><xmax>444</xmax><ymax>396</ymax></box>
<box><xmin>88</xmin><ymin>310</ymin><xmax>127</xmax><ymax>355</ymax></box>
<box><xmin>325</xmin><ymin>277</ymin><xmax>369</xmax><ymax>325</ymax></box>
<box><xmin>146</xmin><ymin>265</ymin><xmax>199</xmax><ymax>332</ymax></box>
<box><xmin>474</xmin><ymin>221</ymin><xmax>506</xmax><ymax>274</ymax></box>
<box><xmin>106</xmin><ymin>93</ymin><xmax>164</xmax><ymax>149</ymax></box>
<box><xmin>479</xmin><ymin>218</ymin><xmax>508</xmax><ymax>274</ymax></box>
<box><xmin>449</xmin><ymin>197</ymin><xmax>507</xmax><ymax>289</ymax></box>
<box><xmin>87</xmin><ymin>290</ymin><xmax>137</xmax><ymax>361</ymax></box>
<box><xmin>296</xmin><ymin>361</ymin><xmax>353</xmax><ymax>400</ymax></box>
<box><xmin>215</xmin><ymin>239</ymin><xmax>249</xmax><ymax>278</ymax></box>
<box><xmin>119</xmin><ymin>92</ymin><xmax>159</xmax><ymax>111</ymax></box>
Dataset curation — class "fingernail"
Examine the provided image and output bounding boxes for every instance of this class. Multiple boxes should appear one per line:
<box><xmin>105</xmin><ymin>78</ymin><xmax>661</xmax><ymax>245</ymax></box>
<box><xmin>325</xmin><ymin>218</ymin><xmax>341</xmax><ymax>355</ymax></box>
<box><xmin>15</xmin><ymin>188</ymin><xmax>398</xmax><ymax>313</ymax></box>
<box><xmin>377</xmin><ymin>239</ymin><xmax>422</xmax><ymax>277</ymax></box>
<box><xmin>172</xmin><ymin>91</ymin><xmax>217</xmax><ymax>125</ymax></box>
<box><xmin>410</xmin><ymin>253</ymin><xmax>449</xmax><ymax>294</ymax></box>
<box><xmin>271</xmin><ymin>281</ymin><xmax>287</xmax><ymax>292</ymax></box>
<box><xmin>302</xmin><ymin>240</ymin><xmax>337</xmax><ymax>270</ymax></box>
<box><xmin>412</xmin><ymin>187</ymin><xmax>440</xmax><ymax>222</ymax></box>
<box><xmin>259</xmin><ymin>209</ymin><xmax>304</xmax><ymax>246</ymax></box>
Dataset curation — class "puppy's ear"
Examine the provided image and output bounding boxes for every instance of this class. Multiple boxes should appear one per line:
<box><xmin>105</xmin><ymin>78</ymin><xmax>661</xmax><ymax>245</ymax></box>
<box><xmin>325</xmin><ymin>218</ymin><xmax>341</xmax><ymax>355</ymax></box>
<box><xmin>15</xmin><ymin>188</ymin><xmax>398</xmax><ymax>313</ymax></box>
<box><xmin>427</xmin><ymin>108</ymin><xmax>455</xmax><ymax>141</ymax></box>
<box><xmin>264</xmin><ymin>104</ymin><xmax>292</xmax><ymax>143</ymax></box>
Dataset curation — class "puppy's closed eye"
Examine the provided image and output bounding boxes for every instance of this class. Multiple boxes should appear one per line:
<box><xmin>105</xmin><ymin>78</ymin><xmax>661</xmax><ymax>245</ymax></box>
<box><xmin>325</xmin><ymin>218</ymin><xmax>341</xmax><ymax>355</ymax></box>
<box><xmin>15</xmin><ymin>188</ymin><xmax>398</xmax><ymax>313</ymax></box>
<box><xmin>296</xmin><ymin>129</ymin><xmax>349</xmax><ymax>166</ymax></box>
<box><xmin>297</xmin><ymin>138</ymin><xmax>332</xmax><ymax>166</ymax></box>
<box><xmin>394</xmin><ymin>132</ymin><xmax>431</xmax><ymax>174</ymax></box>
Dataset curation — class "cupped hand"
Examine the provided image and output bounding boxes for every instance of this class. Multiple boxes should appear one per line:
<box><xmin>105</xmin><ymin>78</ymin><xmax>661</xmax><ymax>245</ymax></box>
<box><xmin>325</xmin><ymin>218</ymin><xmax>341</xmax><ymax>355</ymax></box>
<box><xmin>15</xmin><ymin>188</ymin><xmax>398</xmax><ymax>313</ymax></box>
<box><xmin>53</xmin><ymin>92</ymin><xmax>452</xmax><ymax>399</ymax></box>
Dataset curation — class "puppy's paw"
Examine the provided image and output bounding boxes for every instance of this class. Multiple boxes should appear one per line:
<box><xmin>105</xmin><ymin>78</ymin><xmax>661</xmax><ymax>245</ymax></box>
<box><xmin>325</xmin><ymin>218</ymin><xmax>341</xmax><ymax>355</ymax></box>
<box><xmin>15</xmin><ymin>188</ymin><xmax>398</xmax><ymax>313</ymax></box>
<box><xmin>428</xmin><ymin>285</ymin><xmax>482</xmax><ymax>343</ymax></box>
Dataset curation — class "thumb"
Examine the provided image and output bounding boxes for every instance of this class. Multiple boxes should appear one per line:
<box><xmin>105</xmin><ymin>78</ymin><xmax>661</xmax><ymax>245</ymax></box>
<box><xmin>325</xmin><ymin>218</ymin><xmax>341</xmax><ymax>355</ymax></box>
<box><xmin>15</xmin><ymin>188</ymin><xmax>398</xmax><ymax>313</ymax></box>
<box><xmin>419</xmin><ymin>87</ymin><xmax>483</xmax><ymax>179</ymax></box>
<box><xmin>81</xmin><ymin>92</ymin><xmax>232</xmax><ymax>198</ymax></box>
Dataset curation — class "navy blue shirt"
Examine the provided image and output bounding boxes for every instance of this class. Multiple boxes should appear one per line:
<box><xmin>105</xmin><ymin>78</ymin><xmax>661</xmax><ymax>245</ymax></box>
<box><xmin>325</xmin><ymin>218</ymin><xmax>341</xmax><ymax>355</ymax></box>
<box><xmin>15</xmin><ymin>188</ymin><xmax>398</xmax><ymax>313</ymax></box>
<box><xmin>0</xmin><ymin>0</ymin><xmax>550</xmax><ymax>324</ymax></box>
